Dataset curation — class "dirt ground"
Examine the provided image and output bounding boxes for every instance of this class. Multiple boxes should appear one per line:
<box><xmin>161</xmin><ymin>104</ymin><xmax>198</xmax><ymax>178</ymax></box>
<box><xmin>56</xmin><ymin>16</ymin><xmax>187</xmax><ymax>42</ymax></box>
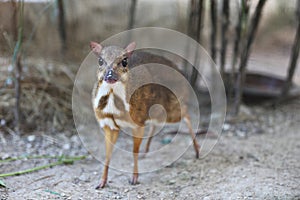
<box><xmin>0</xmin><ymin>96</ymin><xmax>299</xmax><ymax>199</ymax></box>
<box><xmin>1</xmin><ymin>20</ymin><xmax>300</xmax><ymax>199</ymax></box>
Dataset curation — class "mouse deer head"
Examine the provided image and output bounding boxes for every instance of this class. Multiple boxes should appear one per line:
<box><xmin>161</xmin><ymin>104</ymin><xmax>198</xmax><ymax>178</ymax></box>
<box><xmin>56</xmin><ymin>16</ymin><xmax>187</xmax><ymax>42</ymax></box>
<box><xmin>90</xmin><ymin>41</ymin><xmax>136</xmax><ymax>84</ymax></box>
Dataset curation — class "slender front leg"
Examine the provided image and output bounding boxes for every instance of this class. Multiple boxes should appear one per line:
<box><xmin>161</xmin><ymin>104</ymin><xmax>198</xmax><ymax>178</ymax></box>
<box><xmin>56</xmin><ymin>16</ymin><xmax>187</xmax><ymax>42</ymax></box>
<box><xmin>184</xmin><ymin>114</ymin><xmax>200</xmax><ymax>159</ymax></box>
<box><xmin>96</xmin><ymin>126</ymin><xmax>119</xmax><ymax>189</ymax></box>
<box><xmin>131</xmin><ymin>126</ymin><xmax>145</xmax><ymax>185</ymax></box>
<box><xmin>144</xmin><ymin>125</ymin><xmax>156</xmax><ymax>154</ymax></box>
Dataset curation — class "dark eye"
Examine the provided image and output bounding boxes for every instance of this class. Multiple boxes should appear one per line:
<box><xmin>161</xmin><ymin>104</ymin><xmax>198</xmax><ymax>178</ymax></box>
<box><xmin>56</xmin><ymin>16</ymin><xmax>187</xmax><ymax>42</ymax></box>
<box><xmin>98</xmin><ymin>58</ymin><xmax>104</xmax><ymax>66</ymax></box>
<box><xmin>121</xmin><ymin>58</ymin><xmax>128</xmax><ymax>67</ymax></box>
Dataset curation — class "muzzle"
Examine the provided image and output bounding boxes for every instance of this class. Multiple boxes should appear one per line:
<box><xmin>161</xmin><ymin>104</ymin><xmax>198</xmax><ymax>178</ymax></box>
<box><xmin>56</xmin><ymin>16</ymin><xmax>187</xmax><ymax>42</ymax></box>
<box><xmin>104</xmin><ymin>69</ymin><xmax>118</xmax><ymax>84</ymax></box>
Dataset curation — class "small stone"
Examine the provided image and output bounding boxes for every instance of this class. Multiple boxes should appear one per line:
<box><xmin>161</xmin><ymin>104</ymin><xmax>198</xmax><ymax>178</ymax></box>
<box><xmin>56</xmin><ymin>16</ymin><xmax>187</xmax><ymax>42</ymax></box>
<box><xmin>79</xmin><ymin>174</ymin><xmax>90</xmax><ymax>182</ymax></box>
<box><xmin>1</xmin><ymin>153</ymin><xmax>10</xmax><ymax>160</ymax></box>
<box><xmin>8</xmin><ymin>64</ymin><xmax>13</xmax><ymax>72</ymax></box>
<box><xmin>71</xmin><ymin>135</ymin><xmax>80</xmax><ymax>142</ymax></box>
<box><xmin>26</xmin><ymin>143</ymin><xmax>32</xmax><ymax>149</ymax></box>
<box><xmin>27</xmin><ymin>135</ymin><xmax>36</xmax><ymax>142</ymax></box>
<box><xmin>0</xmin><ymin>119</ymin><xmax>6</xmax><ymax>126</ymax></box>
<box><xmin>227</xmin><ymin>132</ymin><xmax>234</xmax><ymax>137</ymax></box>
<box><xmin>161</xmin><ymin>137</ymin><xmax>172</xmax><ymax>144</ymax></box>
<box><xmin>63</xmin><ymin>143</ymin><xmax>71</xmax><ymax>150</ymax></box>
<box><xmin>223</xmin><ymin>123</ymin><xmax>231</xmax><ymax>131</ymax></box>
<box><xmin>137</xmin><ymin>195</ymin><xmax>143</xmax><ymax>199</ymax></box>
<box><xmin>124</xmin><ymin>189</ymin><xmax>129</xmax><ymax>193</ymax></box>
<box><xmin>236</xmin><ymin>130</ymin><xmax>246</xmax><ymax>138</ymax></box>
<box><xmin>240</xmin><ymin>105</ymin><xmax>251</xmax><ymax>115</ymax></box>
<box><xmin>168</xmin><ymin>179</ymin><xmax>176</xmax><ymax>185</ymax></box>
<box><xmin>179</xmin><ymin>171</ymin><xmax>189</xmax><ymax>180</ymax></box>
<box><xmin>112</xmin><ymin>195</ymin><xmax>119</xmax><ymax>199</ymax></box>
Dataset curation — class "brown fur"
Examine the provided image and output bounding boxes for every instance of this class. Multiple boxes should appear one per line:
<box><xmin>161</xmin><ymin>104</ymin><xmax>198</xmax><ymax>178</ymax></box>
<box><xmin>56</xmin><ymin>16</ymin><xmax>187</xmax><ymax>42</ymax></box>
<box><xmin>90</xmin><ymin>42</ymin><xmax>200</xmax><ymax>189</ymax></box>
<box><xmin>129</xmin><ymin>84</ymin><xmax>182</xmax><ymax>126</ymax></box>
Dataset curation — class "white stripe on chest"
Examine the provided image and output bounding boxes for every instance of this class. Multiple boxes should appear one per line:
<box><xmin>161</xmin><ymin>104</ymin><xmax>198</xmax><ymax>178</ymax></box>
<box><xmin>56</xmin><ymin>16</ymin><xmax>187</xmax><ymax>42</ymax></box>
<box><xmin>102</xmin><ymin>94</ymin><xmax>120</xmax><ymax>115</ymax></box>
<box><xmin>93</xmin><ymin>81</ymin><xmax>130</xmax><ymax>113</ymax></box>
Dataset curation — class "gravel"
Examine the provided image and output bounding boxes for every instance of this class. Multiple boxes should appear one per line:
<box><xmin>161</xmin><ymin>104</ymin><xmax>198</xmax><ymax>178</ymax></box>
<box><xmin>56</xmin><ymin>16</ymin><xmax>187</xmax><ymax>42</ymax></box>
<box><xmin>0</xmin><ymin>99</ymin><xmax>300</xmax><ymax>199</ymax></box>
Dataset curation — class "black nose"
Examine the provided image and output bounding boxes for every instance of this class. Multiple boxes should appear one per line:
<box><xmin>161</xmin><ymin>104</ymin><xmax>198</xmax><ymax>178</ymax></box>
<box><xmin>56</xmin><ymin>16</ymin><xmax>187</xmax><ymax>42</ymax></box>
<box><xmin>104</xmin><ymin>69</ymin><xmax>118</xmax><ymax>82</ymax></box>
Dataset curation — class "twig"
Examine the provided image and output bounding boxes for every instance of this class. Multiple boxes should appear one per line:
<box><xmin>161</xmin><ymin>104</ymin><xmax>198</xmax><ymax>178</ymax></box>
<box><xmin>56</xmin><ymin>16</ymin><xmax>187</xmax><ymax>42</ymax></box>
<box><xmin>276</xmin><ymin>0</ymin><xmax>300</xmax><ymax>104</ymax></box>
<box><xmin>29</xmin><ymin>174</ymin><xmax>54</xmax><ymax>185</ymax></box>
<box><xmin>231</xmin><ymin>1</ymin><xmax>243</xmax><ymax>73</ymax></box>
<box><xmin>220</xmin><ymin>0</ymin><xmax>230</xmax><ymax>78</ymax></box>
<box><xmin>0</xmin><ymin>156</ymin><xmax>87</xmax><ymax>178</ymax></box>
<box><xmin>57</xmin><ymin>0</ymin><xmax>67</xmax><ymax>53</ymax></box>
<box><xmin>183</xmin><ymin>0</ymin><xmax>196</xmax><ymax>80</ymax></box>
<box><xmin>229</xmin><ymin>0</ymin><xmax>244</xmax><ymax>107</ymax></box>
<box><xmin>44</xmin><ymin>189</ymin><xmax>62</xmax><ymax>196</ymax></box>
<box><xmin>12</xmin><ymin>0</ymin><xmax>24</xmax><ymax>134</ymax></box>
<box><xmin>190</xmin><ymin>0</ymin><xmax>205</xmax><ymax>87</ymax></box>
<box><xmin>234</xmin><ymin>0</ymin><xmax>267</xmax><ymax>115</ymax></box>
<box><xmin>0</xmin><ymin>155</ymin><xmax>72</xmax><ymax>163</ymax></box>
<box><xmin>210</xmin><ymin>0</ymin><xmax>218</xmax><ymax>63</ymax></box>
<box><xmin>231</xmin><ymin>0</ymin><xmax>251</xmax><ymax>114</ymax></box>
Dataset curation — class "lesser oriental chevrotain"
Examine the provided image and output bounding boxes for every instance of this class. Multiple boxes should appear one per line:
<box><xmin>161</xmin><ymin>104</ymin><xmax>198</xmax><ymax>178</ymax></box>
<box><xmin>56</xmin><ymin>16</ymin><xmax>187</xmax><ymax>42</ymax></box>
<box><xmin>90</xmin><ymin>41</ymin><xmax>200</xmax><ymax>189</ymax></box>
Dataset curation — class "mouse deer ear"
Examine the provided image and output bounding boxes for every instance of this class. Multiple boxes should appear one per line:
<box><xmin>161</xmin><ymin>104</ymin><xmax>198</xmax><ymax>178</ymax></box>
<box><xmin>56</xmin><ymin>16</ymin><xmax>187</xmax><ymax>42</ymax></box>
<box><xmin>125</xmin><ymin>42</ymin><xmax>136</xmax><ymax>56</ymax></box>
<box><xmin>90</xmin><ymin>41</ymin><xmax>102</xmax><ymax>56</ymax></box>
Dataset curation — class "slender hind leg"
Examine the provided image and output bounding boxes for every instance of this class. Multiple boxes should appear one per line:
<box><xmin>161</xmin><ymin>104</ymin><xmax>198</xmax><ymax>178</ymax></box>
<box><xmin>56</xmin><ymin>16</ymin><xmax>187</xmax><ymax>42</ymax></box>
<box><xmin>95</xmin><ymin>126</ymin><xmax>119</xmax><ymax>189</ymax></box>
<box><xmin>131</xmin><ymin>126</ymin><xmax>145</xmax><ymax>185</ymax></box>
<box><xmin>183</xmin><ymin>114</ymin><xmax>200</xmax><ymax>158</ymax></box>
<box><xmin>144</xmin><ymin>125</ymin><xmax>156</xmax><ymax>154</ymax></box>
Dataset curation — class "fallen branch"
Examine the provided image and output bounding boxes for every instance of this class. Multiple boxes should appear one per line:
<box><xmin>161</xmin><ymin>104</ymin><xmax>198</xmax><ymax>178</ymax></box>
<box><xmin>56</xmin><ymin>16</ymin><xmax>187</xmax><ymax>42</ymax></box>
<box><xmin>0</xmin><ymin>155</ymin><xmax>87</xmax><ymax>178</ymax></box>
<box><xmin>0</xmin><ymin>155</ymin><xmax>77</xmax><ymax>163</ymax></box>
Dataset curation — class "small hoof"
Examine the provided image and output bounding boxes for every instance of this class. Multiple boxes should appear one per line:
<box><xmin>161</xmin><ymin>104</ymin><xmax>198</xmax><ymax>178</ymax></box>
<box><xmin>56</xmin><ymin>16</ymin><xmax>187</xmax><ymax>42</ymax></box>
<box><xmin>194</xmin><ymin>144</ymin><xmax>200</xmax><ymax>159</ymax></box>
<box><xmin>95</xmin><ymin>179</ymin><xmax>107</xmax><ymax>189</ymax></box>
<box><xmin>129</xmin><ymin>175</ymin><xmax>139</xmax><ymax>185</ymax></box>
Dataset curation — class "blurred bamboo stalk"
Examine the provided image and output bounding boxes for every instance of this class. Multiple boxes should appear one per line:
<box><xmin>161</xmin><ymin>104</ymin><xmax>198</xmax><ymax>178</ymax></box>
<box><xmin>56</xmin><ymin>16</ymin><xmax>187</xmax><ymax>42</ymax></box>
<box><xmin>184</xmin><ymin>0</ymin><xmax>196</xmax><ymax>80</ymax></box>
<box><xmin>128</xmin><ymin>0</ymin><xmax>137</xmax><ymax>29</ymax></box>
<box><xmin>127</xmin><ymin>0</ymin><xmax>137</xmax><ymax>43</ymax></box>
<box><xmin>220</xmin><ymin>0</ymin><xmax>229</xmax><ymax>78</ymax></box>
<box><xmin>12</xmin><ymin>0</ymin><xmax>24</xmax><ymax>134</ymax></box>
<box><xmin>234</xmin><ymin>0</ymin><xmax>267</xmax><ymax>115</ymax></box>
<box><xmin>231</xmin><ymin>0</ymin><xmax>250</xmax><ymax>77</ymax></box>
<box><xmin>277</xmin><ymin>0</ymin><xmax>300</xmax><ymax>103</ymax></box>
<box><xmin>190</xmin><ymin>0</ymin><xmax>204</xmax><ymax>87</ymax></box>
<box><xmin>229</xmin><ymin>0</ymin><xmax>249</xmax><ymax>111</ymax></box>
<box><xmin>231</xmin><ymin>2</ymin><xmax>242</xmax><ymax>76</ymax></box>
<box><xmin>57</xmin><ymin>0</ymin><xmax>67</xmax><ymax>53</ymax></box>
<box><xmin>210</xmin><ymin>0</ymin><xmax>218</xmax><ymax>63</ymax></box>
